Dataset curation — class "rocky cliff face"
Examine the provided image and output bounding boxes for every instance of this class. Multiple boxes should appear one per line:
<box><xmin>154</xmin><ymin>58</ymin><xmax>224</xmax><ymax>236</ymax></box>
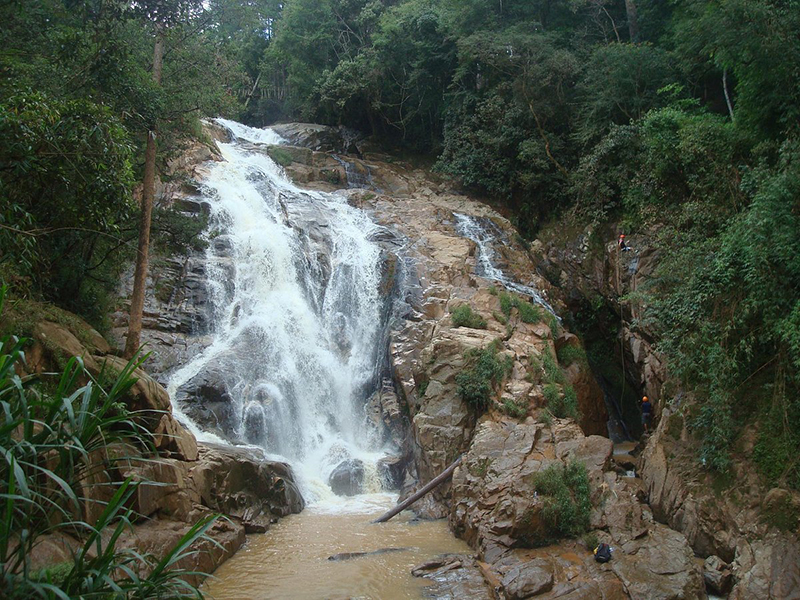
<box><xmin>538</xmin><ymin>224</ymin><xmax>800</xmax><ymax>598</ymax></box>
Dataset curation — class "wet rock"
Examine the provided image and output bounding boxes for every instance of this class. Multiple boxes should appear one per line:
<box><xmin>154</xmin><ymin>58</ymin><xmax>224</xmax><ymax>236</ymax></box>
<box><xmin>703</xmin><ymin>555</ymin><xmax>733</xmax><ymax>596</ymax></box>
<box><xmin>729</xmin><ymin>535</ymin><xmax>800</xmax><ymax>600</ymax></box>
<box><xmin>411</xmin><ymin>554</ymin><xmax>494</xmax><ymax>600</ymax></box>
<box><xmin>610</xmin><ymin>526</ymin><xmax>705</xmax><ymax>600</ymax></box>
<box><xmin>328</xmin><ymin>458</ymin><xmax>366</xmax><ymax>496</ymax></box>
<box><xmin>270</xmin><ymin>122</ymin><xmax>364</xmax><ymax>155</ymax></box>
<box><xmin>377</xmin><ymin>456</ymin><xmax>407</xmax><ymax>490</ymax></box>
<box><xmin>193</xmin><ymin>443</ymin><xmax>305</xmax><ymax>520</ymax></box>
<box><xmin>118</xmin><ymin>517</ymin><xmax>245</xmax><ymax>586</ymax></box>
<box><xmin>153</xmin><ymin>412</ymin><xmax>198</xmax><ymax>461</ymax></box>
<box><xmin>500</xmin><ymin>559</ymin><xmax>554</xmax><ymax>598</ymax></box>
<box><xmin>175</xmin><ymin>367</ymin><xmax>235</xmax><ymax>434</ymax></box>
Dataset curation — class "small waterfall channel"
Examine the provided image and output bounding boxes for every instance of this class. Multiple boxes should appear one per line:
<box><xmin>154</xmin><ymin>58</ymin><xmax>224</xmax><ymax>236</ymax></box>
<box><xmin>453</xmin><ymin>213</ymin><xmax>558</xmax><ymax>317</ymax></box>
<box><xmin>166</xmin><ymin>119</ymin><xmax>471</xmax><ymax>598</ymax></box>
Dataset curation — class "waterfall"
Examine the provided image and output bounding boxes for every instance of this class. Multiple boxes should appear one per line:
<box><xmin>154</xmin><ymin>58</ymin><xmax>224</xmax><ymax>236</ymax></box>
<box><xmin>453</xmin><ymin>213</ymin><xmax>559</xmax><ymax>317</ymax></box>
<box><xmin>167</xmin><ymin>119</ymin><xmax>392</xmax><ymax>504</ymax></box>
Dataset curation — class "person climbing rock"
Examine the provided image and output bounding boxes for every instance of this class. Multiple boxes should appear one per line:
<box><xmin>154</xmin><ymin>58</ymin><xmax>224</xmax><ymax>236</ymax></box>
<box><xmin>641</xmin><ymin>395</ymin><xmax>652</xmax><ymax>434</ymax></box>
<box><xmin>618</xmin><ymin>234</ymin><xmax>631</xmax><ymax>252</ymax></box>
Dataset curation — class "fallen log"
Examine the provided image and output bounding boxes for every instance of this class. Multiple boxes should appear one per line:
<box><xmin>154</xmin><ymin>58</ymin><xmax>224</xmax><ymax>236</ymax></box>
<box><xmin>328</xmin><ymin>547</ymin><xmax>410</xmax><ymax>561</ymax></box>
<box><xmin>372</xmin><ymin>455</ymin><xmax>462</xmax><ymax>523</ymax></box>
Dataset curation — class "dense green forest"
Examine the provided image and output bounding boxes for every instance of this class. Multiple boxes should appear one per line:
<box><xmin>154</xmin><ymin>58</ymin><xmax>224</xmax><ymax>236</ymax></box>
<box><xmin>1</xmin><ymin>0</ymin><xmax>799</xmax><ymax>488</ymax></box>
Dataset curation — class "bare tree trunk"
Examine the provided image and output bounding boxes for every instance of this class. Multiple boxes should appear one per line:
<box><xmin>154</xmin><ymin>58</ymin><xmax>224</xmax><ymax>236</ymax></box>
<box><xmin>244</xmin><ymin>72</ymin><xmax>261</xmax><ymax>109</ymax></box>
<box><xmin>625</xmin><ymin>0</ymin><xmax>639</xmax><ymax>43</ymax></box>
<box><xmin>723</xmin><ymin>67</ymin><xmax>735</xmax><ymax>122</ymax></box>
<box><xmin>125</xmin><ymin>27</ymin><xmax>165</xmax><ymax>359</ymax></box>
<box><xmin>372</xmin><ymin>456</ymin><xmax>461</xmax><ymax>523</ymax></box>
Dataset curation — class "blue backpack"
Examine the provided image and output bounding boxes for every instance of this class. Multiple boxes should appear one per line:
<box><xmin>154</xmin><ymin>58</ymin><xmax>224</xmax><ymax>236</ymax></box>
<box><xmin>595</xmin><ymin>543</ymin><xmax>612</xmax><ymax>563</ymax></box>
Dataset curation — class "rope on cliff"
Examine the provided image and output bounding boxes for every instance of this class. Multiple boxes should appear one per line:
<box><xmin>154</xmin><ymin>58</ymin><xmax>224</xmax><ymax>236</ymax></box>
<box><xmin>616</xmin><ymin>243</ymin><xmax>629</xmax><ymax>438</ymax></box>
<box><xmin>372</xmin><ymin>456</ymin><xmax>462</xmax><ymax>524</ymax></box>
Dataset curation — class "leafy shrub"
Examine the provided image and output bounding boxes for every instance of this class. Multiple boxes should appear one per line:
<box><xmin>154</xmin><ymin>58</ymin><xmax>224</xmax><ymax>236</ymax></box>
<box><xmin>532</xmin><ymin>461</ymin><xmax>591</xmax><ymax>543</ymax></box>
<box><xmin>498</xmin><ymin>292</ymin><xmax>542</xmax><ymax>323</ymax></box>
<box><xmin>456</xmin><ymin>341</ymin><xmax>512</xmax><ymax>410</ymax></box>
<box><xmin>499</xmin><ymin>292</ymin><xmax>514</xmax><ymax>317</ymax></box>
<box><xmin>503</xmin><ymin>398</ymin><xmax>528</xmax><ymax>419</ymax></box>
<box><xmin>542</xmin><ymin>348</ymin><xmax>564</xmax><ymax>384</ymax></box>
<box><xmin>539</xmin><ymin>409</ymin><xmax>553</xmax><ymax>427</ymax></box>
<box><xmin>267</xmin><ymin>146</ymin><xmax>294</xmax><ymax>167</ymax></box>
<box><xmin>0</xmin><ymin>91</ymin><xmax>135</xmax><ymax>320</ymax></box>
<box><xmin>545</xmin><ymin>384</ymin><xmax>580</xmax><ymax>420</ymax></box>
<box><xmin>451</xmin><ymin>304</ymin><xmax>488</xmax><ymax>329</ymax></box>
<box><xmin>583</xmin><ymin>531</ymin><xmax>599</xmax><ymax>552</ymax></box>
<box><xmin>0</xmin><ymin>287</ymin><xmax>219</xmax><ymax>597</ymax></box>
<box><xmin>516</xmin><ymin>301</ymin><xmax>542</xmax><ymax>324</ymax></box>
<box><xmin>557</xmin><ymin>344</ymin><xmax>587</xmax><ymax>367</ymax></box>
<box><xmin>492</xmin><ymin>310</ymin><xmax>508</xmax><ymax>325</ymax></box>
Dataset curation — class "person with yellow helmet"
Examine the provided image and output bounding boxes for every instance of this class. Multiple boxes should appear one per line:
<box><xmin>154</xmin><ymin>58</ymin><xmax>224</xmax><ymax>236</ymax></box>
<box><xmin>641</xmin><ymin>395</ymin><xmax>652</xmax><ymax>434</ymax></box>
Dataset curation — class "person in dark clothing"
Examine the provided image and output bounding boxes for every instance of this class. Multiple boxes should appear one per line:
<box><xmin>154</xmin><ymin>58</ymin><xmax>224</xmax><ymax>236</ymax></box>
<box><xmin>641</xmin><ymin>395</ymin><xmax>652</xmax><ymax>433</ymax></box>
<box><xmin>618</xmin><ymin>234</ymin><xmax>631</xmax><ymax>252</ymax></box>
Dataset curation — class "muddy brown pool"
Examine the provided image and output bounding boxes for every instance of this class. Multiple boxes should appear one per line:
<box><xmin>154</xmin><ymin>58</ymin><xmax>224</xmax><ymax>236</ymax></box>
<box><xmin>202</xmin><ymin>496</ymin><xmax>470</xmax><ymax>600</ymax></box>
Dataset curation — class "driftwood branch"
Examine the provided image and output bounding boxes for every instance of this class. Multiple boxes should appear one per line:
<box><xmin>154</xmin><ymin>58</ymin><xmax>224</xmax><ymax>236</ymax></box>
<box><xmin>372</xmin><ymin>456</ymin><xmax>462</xmax><ymax>524</ymax></box>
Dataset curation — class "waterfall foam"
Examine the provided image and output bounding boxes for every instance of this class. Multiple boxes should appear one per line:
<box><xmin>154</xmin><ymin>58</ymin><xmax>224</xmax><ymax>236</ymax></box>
<box><xmin>167</xmin><ymin>120</ymin><xmax>393</xmax><ymax>505</ymax></box>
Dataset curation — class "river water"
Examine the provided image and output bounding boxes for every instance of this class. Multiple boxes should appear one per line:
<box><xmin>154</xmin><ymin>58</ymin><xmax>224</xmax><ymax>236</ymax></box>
<box><xmin>202</xmin><ymin>500</ymin><xmax>470</xmax><ymax>600</ymax></box>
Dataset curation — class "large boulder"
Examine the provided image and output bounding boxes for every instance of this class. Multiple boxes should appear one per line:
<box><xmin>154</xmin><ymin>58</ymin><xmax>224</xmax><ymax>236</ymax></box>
<box><xmin>174</xmin><ymin>366</ymin><xmax>235</xmax><ymax>436</ymax></box>
<box><xmin>191</xmin><ymin>443</ymin><xmax>304</xmax><ymax>531</ymax></box>
<box><xmin>328</xmin><ymin>459</ymin><xmax>365</xmax><ymax>496</ymax></box>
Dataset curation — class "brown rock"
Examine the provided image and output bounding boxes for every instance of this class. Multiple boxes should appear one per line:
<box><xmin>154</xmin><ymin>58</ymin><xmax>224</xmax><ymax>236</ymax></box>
<box><xmin>90</xmin><ymin>354</ymin><xmax>171</xmax><ymax>415</ymax></box>
<box><xmin>730</xmin><ymin>535</ymin><xmax>800</xmax><ymax>600</ymax></box>
<box><xmin>500</xmin><ymin>559</ymin><xmax>554</xmax><ymax>598</ymax></box>
<box><xmin>191</xmin><ymin>443</ymin><xmax>304</xmax><ymax>521</ymax></box>
<box><xmin>32</xmin><ymin>321</ymin><xmax>99</xmax><ymax>372</ymax></box>
<box><xmin>703</xmin><ymin>555</ymin><xmax>733</xmax><ymax>595</ymax></box>
<box><xmin>153</xmin><ymin>413</ymin><xmax>199</xmax><ymax>461</ymax></box>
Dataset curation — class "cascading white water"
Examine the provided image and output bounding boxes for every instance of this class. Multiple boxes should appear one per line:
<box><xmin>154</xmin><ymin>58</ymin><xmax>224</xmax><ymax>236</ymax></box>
<box><xmin>453</xmin><ymin>212</ymin><xmax>559</xmax><ymax>317</ymax></box>
<box><xmin>167</xmin><ymin>118</ymin><xmax>392</xmax><ymax>504</ymax></box>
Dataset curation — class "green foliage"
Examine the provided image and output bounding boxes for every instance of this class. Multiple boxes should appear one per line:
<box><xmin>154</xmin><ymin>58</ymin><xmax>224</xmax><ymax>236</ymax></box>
<box><xmin>498</xmin><ymin>292</ymin><xmax>542</xmax><ymax>323</ymax></box>
<box><xmin>575</xmin><ymin>43</ymin><xmax>678</xmax><ymax>146</ymax></box>
<box><xmin>539</xmin><ymin>409</ymin><xmax>553</xmax><ymax>427</ymax></box>
<box><xmin>760</xmin><ymin>493</ymin><xmax>800</xmax><ymax>532</ymax></box>
<box><xmin>0</xmin><ymin>287</ymin><xmax>218</xmax><ymax>596</ymax></box>
<box><xmin>451</xmin><ymin>304</ymin><xmax>488</xmax><ymax>329</ymax></box>
<box><xmin>502</xmin><ymin>398</ymin><xmax>528</xmax><ymax>419</ymax></box>
<box><xmin>531</xmin><ymin>461</ymin><xmax>591</xmax><ymax>544</ymax></box>
<box><xmin>541</xmin><ymin>348</ymin><xmax>564</xmax><ymax>385</ymax></box>
<box><xmin>267</xmin><ymin>146</ymin><xmax>295</xmax><ymax>167</ymax></box>
<box><xmin>645</xmin><ymin>140</ymin><xmax>800</xmax><ymax>479</ymax></box>
<box><xmin>557</xmin><ymin>344</ymin><xmax>587</xmax><ymax>368</ymax></box>
<box><xmin>456</xmin><ymin>341</ymin><xmax>512</xmax><ymax>411</ymax></box>
<box><xmin>546</xmin><ymin>384</ymin><xmax>580</xmax><ymax>421</ymax></box>
<box><xmin>0</xmin><ymin>91</ymin><xmax>135</xmax><ymax>305</ymax></box>
<box><xmin>582</xmin><ymin>531</ymin><xmax>599</xmax><ymax>552</ymax></box>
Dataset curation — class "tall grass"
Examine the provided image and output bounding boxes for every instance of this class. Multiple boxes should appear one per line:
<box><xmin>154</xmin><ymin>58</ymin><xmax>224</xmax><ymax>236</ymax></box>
<box><xmin>0</xmin><ymin>286</ymin><xmax>219</xmax><ymax>598</ymax></box>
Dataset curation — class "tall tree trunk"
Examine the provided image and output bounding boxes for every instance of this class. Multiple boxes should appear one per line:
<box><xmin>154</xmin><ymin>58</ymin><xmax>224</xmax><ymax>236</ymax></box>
<box><xmin>723</xmin><ymin>67</ymin><xmax>735</xmax><ymax>122</ymax></box>
<box><xmin>125</xmin><ymin>27</ymin><xmax>165</xmax><ymax>359</ymax></box>
<box><xmin>625</xmin><ymin>0</ymin><xmax>639</xmax><ymax>43</ymax></box>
